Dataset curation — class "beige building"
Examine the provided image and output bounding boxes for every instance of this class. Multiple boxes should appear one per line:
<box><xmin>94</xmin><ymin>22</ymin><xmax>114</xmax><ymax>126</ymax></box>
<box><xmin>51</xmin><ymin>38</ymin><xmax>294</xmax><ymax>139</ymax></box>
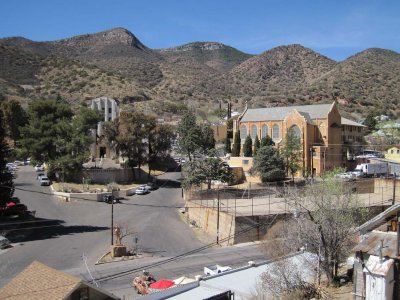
<box><xmin>233</xmin><ymin>102</ymin><xmax>365</xmax><ymax>176</ymax></box>
<box><xmin>0</xmin><ymin>261</ymin><xmax>119</xmax><ymax>300</ymax></box>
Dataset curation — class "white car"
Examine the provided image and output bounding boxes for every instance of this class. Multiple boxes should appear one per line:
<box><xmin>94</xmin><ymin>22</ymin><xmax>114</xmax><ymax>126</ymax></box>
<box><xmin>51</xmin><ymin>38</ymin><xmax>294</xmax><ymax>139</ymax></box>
<box><xmin>204</xmin><ymin>265</ymin><xmax>232</xmax><ymax>276</ymax></box>
<box><xmin>35</xmin><ymin>165</ymin><xmax>44</xmax><ymax>172</ymax></box>
<box><xmin>135</xmin><ymin>186</ymin><xmax>150</xmax><ymax>195</ymax></box>
<box><xmin>39</xmin><ymin>176</ymin><xmax>51</xmax><ymax>186</ymax></box>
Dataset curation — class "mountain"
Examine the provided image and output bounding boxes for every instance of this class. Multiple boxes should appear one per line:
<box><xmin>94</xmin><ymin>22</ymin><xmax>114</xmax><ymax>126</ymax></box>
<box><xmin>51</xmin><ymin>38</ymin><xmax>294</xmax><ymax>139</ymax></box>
<box><xmin>159</xmin><ymin>42</ymin><xmax>253</xmax><ymax>73</ymax></box>
<box><xmin>0</xmin><ymin>28</ymin><xmax>399</xmax><ymax>118</ymax></box>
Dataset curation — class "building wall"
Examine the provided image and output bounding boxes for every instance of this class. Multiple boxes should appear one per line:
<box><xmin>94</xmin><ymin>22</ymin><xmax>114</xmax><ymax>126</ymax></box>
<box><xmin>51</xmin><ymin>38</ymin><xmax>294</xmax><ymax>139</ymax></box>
<box><xmin>232</xmin><ymin>103</ymin><xmax>365</xmax><ymax>178</ymax></box>
<box><xmin>211</xmin><ymin>124</ymin><xmax>227</xmax><ymax>142</ymax></box>
<box><xmin>385</xmin><ymin>147</ymin><xmax>400</xmax><ymax>162</ymax></box>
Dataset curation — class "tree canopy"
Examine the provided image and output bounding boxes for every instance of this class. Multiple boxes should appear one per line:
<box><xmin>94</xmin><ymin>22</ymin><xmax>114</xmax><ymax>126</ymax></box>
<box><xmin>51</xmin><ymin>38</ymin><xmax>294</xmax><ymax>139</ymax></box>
<box><xmin>281</xmin><ymin>128</ymin><xmax>302</xmax><ymax>181</ymax></box>
<box><xmin>177</xmin><ymin>111</ymin><xmax>215</xmax><ymax>161</ymax></box>
<box><xmin>0</xmin><ymin>100</ymin><xmax>28</xmax><ymax>143</ymax></box>
<box><xmin>231</xmin><ymin>131</ymin><xmax>241</xmax><ymax>157</ymax></box>
<box><xmin>250</xmin><ymin>145</ymin><xmax>285</xmax><ymax>182</ymax></box>
<box><xmin>183</xmin><ymin>149</ymin><xmax>233</xmax><ymax>189</ymax></box>
<box><xmin>0</xmin><ymin>110</ymin><xmax>14</xmax><ymax>205</ymax></box>
<box><xmin>243</xmin><ymin>135</ymin><xmax>253</xmax><ymax>157</ymax></box>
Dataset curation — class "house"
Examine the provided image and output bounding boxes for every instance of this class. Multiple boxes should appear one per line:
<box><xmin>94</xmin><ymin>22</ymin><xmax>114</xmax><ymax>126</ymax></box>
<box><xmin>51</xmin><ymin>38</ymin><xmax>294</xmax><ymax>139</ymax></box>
<box><xmin>385</xmin><ymin>145</ymin><xmax>400</xmax><ymax>162</ymax></box>
<box><xmin>89</xmin><ymin>96</ymin><xmax>120</xmax><ymax>159</ymax></box>
<box><xmin>352</xmin><ymin>204</ymin><xmax>400</xmax><ymax>300</ymax></box>
<box><xmin>232</xmin><ymin>102</ymin><xmax>366</xmax><ymax>177</ymax></box>
<box><xmin>138</xmin><ymin>251</ymin><xmax>317</xmax><ymax>300</ymax></box>
<box><xmin>0</xmin><ymin>261</ymin><xmax>119</xmax><ymax>300</ymax></box>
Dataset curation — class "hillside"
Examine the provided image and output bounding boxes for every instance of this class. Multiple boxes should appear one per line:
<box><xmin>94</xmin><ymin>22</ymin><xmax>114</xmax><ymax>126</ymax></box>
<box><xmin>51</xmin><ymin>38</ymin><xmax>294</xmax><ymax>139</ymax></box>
<box><xmin>0</xmin><ymin>27</ymin><xmax>399</xmax><ymax>118</ymax></box>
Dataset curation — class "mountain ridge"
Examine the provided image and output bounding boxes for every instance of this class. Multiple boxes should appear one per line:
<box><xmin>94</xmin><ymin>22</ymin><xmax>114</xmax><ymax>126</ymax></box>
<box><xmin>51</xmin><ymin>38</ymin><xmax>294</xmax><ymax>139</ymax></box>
<box><xmin>0</xmin><ymin>27</ymin><xmax>399</xmax><ymax>118</ymax></box>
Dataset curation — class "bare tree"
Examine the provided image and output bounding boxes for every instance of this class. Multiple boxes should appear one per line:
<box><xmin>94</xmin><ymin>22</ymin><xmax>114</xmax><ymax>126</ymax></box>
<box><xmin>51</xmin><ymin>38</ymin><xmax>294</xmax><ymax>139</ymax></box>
<box><xmin>284</xmin><ymin>174</ymin><xmax>368</xmax><ymax>285</ymax></box>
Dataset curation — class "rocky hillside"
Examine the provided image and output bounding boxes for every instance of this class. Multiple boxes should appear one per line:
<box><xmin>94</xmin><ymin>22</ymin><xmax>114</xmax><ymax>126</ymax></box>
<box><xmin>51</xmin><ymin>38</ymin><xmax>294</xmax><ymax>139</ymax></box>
<box><xmin>0</xmin><ymin>27</ymin><xmax>399</xmax><ymax>118</ymax></box>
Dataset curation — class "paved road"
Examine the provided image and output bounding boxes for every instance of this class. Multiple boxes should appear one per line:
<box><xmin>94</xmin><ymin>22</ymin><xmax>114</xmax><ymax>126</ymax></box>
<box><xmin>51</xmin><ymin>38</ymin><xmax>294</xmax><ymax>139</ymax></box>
<box><xmin>0</xmin><ymin>166</ymin><xmax>203</xmax><ymax>287</ymax></box>
<box><xmin>0</xmin><ymin>166</ymin><xmax>266</xmax><ymax>299</ymax></box>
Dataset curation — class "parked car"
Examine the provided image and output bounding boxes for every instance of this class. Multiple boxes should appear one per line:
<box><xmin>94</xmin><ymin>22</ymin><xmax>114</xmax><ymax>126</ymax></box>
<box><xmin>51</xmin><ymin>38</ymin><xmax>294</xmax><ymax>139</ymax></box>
<box><xmin>135</xmin><ymin>186</ymin><xmax>150</xmax><ymax>195</ymax></box>
<box><xmin>37</xmin><ymin>172</ymin><xmax>45</xmax><ymax>180</ymax></box>
<box><xmin>0</xmin><ymin>235</ymin><xmax>10</xmax><ymax>249</ymax></box>
<box><xmin>35</xmin><ymin>164</ymin><xmax>44</xmax><ymax>172</ymax></box>
<box><xmin>103</xmin><ymin>195</ymin><xmax>119</xmax><ymax>204</ymax></box>
<box><xmin>0</xmin><ymin>203</ymin><xmax>28</xmax><ymax>217</ymax></box>
<box><xmin>39</xmin><ymin>176</ymin><xmax>51</xmax><ymax>186</ymax></box>
<box><xmin>145</xmin><ymin>182</ymin><xmax>158</xmax><ymax>190</ymax></box>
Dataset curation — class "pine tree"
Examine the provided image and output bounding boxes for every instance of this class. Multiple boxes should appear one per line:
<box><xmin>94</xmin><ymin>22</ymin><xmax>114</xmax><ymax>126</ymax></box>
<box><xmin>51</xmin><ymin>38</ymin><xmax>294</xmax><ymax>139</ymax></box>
<box><xmin>250</xmin><ymin>145</ymin><xmax>285</xmax><ymax>182</ymax></box>
<box><xmin>253</xmin><ymin>135</ymin><xmax>260</xmax><ymax>156</ymax></box>
<box><xmin>243</xmin><ymin>136</ymin><xmax>253</xmax><ymax>157</ymax></box>
<box><xmin>261</xmin><ymin>136</ymin><xmax>275</xmax><ymax>147</ymax></box>
<box><xmin>224</xmin><ymin>137</ymin><xmax>231</xmax><ymax>154</ymax></box>
<box><xmin>232</xmin><ymin>131</ymin><xmax>241</xmax><ymax>156</ymax></box>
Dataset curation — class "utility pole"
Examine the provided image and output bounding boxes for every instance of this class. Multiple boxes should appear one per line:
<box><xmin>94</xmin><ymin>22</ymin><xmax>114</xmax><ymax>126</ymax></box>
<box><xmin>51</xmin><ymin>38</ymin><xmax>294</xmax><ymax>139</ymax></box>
<box><xmin>393</xmin><ymin>173</ymin><xmax>397</xmax><ymax>205</ymax></box>
<box><xmin>217</xmin><ymin>186</ymin><xmax>220</xmax><ymax>245</ymax></box>
<box><xmin>111</xmin><ymin>192</ymin><xmax>114</xmax><ymax>246</ymax></box>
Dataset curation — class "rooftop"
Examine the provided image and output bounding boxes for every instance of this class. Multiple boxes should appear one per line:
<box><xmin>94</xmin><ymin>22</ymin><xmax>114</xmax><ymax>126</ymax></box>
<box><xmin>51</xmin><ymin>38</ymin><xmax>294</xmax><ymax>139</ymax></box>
<box><xmin>240</xmin><ymin>102</ymin><xmax>334</xmax><ymax>122</ymax></box>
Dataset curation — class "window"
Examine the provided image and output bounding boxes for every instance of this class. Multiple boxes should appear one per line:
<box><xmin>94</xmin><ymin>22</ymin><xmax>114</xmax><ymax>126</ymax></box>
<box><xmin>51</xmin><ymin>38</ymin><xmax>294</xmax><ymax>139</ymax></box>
<box><xmin>108</xmin><ymin>108</ymin><xmax>112</xmax><ymax>113</ymax></box>
<box><xmin>290</xmin><ymin>125</ymin><xmax>301</xmax><ymax>139</ymax></box>
<box><xmin>262</xmin><ymin>125</ymin><xmax>268</xmax><ymax>138</ymax></box>
<box><xmin>358</xmin><ymin>127</ymin><xmax>361</xmax><ymax>132</ymax></box>
<box><xmin>397</xmin><ymin>150</ymin><xmax>399</xmax><ymax>154</ymax></box>
<box><xmin>272</xmin><ymin>124</ymin><xmax>280</xmax><ymax>141</ymax></box>
<box><xmin>240</xmin><ymin>125</ymin><xmax>247</xmax><ymax>143</ymax></box>
<box><xmin>391</xmin><ymin>150</ymin><xmax>394</xmax><ymax>154</ymax></box>
<box><xmin>250</xmin><ymin>125</ymin><xmax>258</xmax><ymax>140</ymax></box>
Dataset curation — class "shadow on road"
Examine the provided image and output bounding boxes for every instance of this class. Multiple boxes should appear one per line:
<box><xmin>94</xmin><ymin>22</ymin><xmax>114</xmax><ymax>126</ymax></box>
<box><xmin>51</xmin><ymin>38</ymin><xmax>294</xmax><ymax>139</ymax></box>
<box><xmin>156</xmin><ymin>179</ymin><xmax>181</xmax><ymax>189</ymax></box>
<box><xmin>2</xmin><ymin>217</ymin><xmax>109</xmax><ymax>243</ymax></box>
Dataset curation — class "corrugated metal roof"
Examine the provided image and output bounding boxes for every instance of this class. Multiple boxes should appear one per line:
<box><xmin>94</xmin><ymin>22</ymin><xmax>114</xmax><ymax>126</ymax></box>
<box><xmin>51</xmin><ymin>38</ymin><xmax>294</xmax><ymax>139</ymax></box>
<box><xmin>356</xmin><ymin>203</ymin><xmax>400</xmax><ymax>234</ymax></box>
<box><xmin>353</xmin><ymin>231</ymin><xmax>400</xmax><ymax>259</ymax></box>
<box><xmin>145</xmin><ymin>252</ymin><xmax>318</xmax><ymax>300</ymax></box>
<box><xmin>240</xmin><ymin>103</ymin><xmax>334</xmax><ymax>122</ymax></box>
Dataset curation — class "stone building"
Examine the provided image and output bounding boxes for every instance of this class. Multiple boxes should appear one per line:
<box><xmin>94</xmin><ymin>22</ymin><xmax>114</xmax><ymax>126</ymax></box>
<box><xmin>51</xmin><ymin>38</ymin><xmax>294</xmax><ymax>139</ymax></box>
<box><xmin>89</xmin><ymin>97</ymin><xmax>120</xmax><ymax>159</ymax></box>
<box><xmin>233</xmin><ymin>102</ymin><xmax>365</xmax><ymax>176</ymax></box>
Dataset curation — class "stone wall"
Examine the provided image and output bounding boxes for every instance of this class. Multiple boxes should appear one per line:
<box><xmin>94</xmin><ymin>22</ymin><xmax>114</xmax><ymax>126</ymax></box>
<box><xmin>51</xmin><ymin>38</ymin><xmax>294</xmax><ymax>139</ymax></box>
<box><xmin>72</xmin><ymin>168</ymin><xmax>148</xmax><ymax>184</ymax></box>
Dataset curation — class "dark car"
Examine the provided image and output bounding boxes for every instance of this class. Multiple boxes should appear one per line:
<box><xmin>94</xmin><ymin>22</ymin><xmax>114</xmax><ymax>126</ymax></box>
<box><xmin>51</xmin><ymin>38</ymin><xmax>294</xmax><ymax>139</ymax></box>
<box><xmin>145</xmin><ymin>182</ymin><xmax>159</xmax><ymax>190</ymax></box>
<box><xmin>102</xmin><ymin>195</ymin><xmax>119</xmax><ymax>204</ymax></box>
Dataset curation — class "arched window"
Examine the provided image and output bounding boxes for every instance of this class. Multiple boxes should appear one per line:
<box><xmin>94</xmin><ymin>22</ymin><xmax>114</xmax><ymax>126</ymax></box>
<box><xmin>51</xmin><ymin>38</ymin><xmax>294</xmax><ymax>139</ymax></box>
<box><xmin>250</xmin><ymin>125</ymin><xmax>258</xmax><ymax>140</ymax></box>
<box><xmin>240</xmin><ymin>125</ymin><xmax>247</xmax><ymax>143</ymax></box>
<box><xmin>290</xmin><ymin>125</ymin><xmax>301</xmax><ymax>139</ymax></box>
<box><xmin>262</xmin><ymin>125</ymin><xmax>268</xmax><ymax>138</ymax></box>
<box><xmin>272</xmin><ymin>124</ymin><xmax>280</xmax><ymax>141</ymax></box>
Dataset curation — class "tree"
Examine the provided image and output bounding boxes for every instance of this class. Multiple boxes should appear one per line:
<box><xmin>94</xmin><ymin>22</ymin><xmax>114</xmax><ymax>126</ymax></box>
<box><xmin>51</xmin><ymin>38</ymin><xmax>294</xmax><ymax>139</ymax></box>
<box><xmin>261</xmin><ymin>136</ymin><xmax>275</xmax><ymax>147</ymax></box>
<box><xmin>48</xmin><ymin>107</ymin><xmax>102</xmax><ymax>178</ymax></box>
<box><xmin>224</xmin><ymin>137</ymin><xmax>231</xmax><ymax>154</ymax></box>
<box><xmin>177</xmin><ymin>111</ymin><xmax>215</xmax><ymax>161</ymax></box>
<box><xmin>226</xmin><ymin>118</ymin><xmax>233</xmax><ymax>139</ymax></box>
<box><xmin>20</xmin><ymin>99</ymin><xmax>73</xmax><ymax>163</ymax></box>
<box><xmin>363</xmin><ymin>112</ymin><xmax>377</xmax><ymax>133</ymax></box>
<box><xmin>243</xmin><ymin>136</ymin><xmax>253</xmax><ymax>157</ymax></box>
<box><xmin>281</xmin><ymin>128</ymin><xmax>302</xmax><ymax>182</ymax></box>
<box><xmin>183</xmin><ymin>149</ymin><xmax>233</xmax><ymax>189</ymax></box>
<box><xmin>0</xmin><ymin>110</ymin><xmax>14</xmax><ymax>205</ymax></box>
<box><xmin>198</xmin><ymin>123</ymin><xmax>215</xmax><ymax>153</ymax></box>
<box><xmin>253</xmin><ymin>135</ymin><xmax>260</xmax><ymax>156</ymax></box>
<box><xmin>285</xmin><ymin>173</ymin><xmax>367</xmax><ymax>285</ymax></box>
<box><xmin>231</xmin><ymin>131</ymin><xmax>241</xmax><ymax>156</ymax></box>
<box><xmin>250</xmin><ymin>145</ymin><xmax>285</xmax><ymax>182</ymax></box>
<box><xmin>148</xmin><ymin>124</ymin><xmax>175</xmax><ymax>178</ymax></box>
<box><xmin>0</xmin><ymin>100</ymin><xmax>28</xmax><ymax>143</ymax></box>
<box><xmin>105</xmin><ymin>111</ymin><xmax>156</xmax><ymax>180</ymax></box>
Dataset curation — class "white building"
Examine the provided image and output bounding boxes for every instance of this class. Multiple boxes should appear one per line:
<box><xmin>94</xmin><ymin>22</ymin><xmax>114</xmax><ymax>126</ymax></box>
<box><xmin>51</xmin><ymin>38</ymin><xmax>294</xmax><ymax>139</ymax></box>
<box><xmin>89</xmin><ymin>97</ymin><xmax>120</xmax><ymax>158</ymax></box>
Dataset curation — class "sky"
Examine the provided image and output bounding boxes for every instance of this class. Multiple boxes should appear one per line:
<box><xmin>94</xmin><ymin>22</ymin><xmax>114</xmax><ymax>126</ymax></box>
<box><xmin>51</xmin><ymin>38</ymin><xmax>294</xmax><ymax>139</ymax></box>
<box><xmin>0</xmin><ymin>0</ymin><xmax>399</xmax><ymax>61</ymax></box>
